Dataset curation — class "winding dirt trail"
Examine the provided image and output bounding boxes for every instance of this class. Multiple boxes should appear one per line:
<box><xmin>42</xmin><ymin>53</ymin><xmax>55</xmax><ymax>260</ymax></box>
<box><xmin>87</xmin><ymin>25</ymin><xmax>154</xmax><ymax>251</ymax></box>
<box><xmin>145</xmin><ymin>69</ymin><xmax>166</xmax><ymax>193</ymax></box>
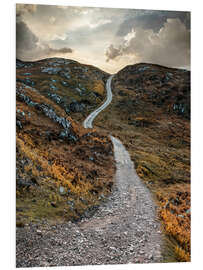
<box><xmin>83</xmin><ymin>75</ymin><xmax>114</xmax><ymax>128</ymax></box>
<box><xmin>16</xmin><ymin>75</ymin><xmax>164</xmax><ymax>267</ymax></box>
<box><xmin>79</xmin><ymin>75</ymin><xmax>164</xmax><ymax>264</ymax></box>
<box><xmin>76</xmin><ymin>136</ymin><xmax>163</xmax><ymax>264</ymax></box>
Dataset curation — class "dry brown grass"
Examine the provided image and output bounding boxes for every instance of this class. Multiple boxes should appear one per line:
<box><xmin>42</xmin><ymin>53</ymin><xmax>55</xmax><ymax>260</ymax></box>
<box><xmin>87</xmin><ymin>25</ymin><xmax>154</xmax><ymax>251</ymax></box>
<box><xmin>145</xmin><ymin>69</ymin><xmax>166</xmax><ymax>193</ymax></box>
<box><xmin>16</xmin><ymin>82</ymin><xmax>115</xmax><ymax>224</ymax></box>
<box><xmin>91</xmin><ymin>80</ymin><xmax>105</xmax><ymax>95</ymax></box>
<box><xmin>94</xmin><ymin>76</ymin><xmax>190</xmax><ymax>261</ymax></box>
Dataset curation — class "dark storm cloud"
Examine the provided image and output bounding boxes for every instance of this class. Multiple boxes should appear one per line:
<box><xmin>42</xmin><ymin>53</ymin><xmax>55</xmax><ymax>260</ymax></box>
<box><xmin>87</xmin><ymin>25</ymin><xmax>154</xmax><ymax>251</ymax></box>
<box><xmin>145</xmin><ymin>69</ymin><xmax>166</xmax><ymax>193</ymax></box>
<box><xmin>116</xmin><ymin>10</ymin><xmax>190</xmax><ymax>36</ymax></box>
<box><xmin>105</xmin><ymin>45</ymin><xmax>122</xmax><ymax>62</ymax></box>
<box><xmin>16</xmin><ymin>21</ymin><xmax>39</xmax><ymax>54</ymax></box>
<box><xmin>16</xmin><ymin>5</ymin><xmax>73</xmax><ymax>60</ymax></box>
<box><xmin>106</xmin><ymin>18</ymin><xmax>190</xmax><ymax>68</ymax></box>
<box><xmin>16</xmin><ymin>4</ymin><xmax>36</xmax><ymax>18</ymax></box>
<box><xmin>16</xmin><ymin>21</ymin><xmax>73</xmax><ymax>60</ymax></box>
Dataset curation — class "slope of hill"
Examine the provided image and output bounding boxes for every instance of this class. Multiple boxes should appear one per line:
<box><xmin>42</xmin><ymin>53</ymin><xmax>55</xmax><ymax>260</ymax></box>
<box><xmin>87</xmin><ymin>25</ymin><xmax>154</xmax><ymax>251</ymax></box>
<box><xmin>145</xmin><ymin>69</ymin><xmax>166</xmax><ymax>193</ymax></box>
<box><xmin>16</xmin><ymin>59</ymin><xmax>191</xmax><ymax>262</ymax></box>
<box><xmin>16</xmin><ymin>58</ymin><xmax>114</xmax><ymax>225</ymax></box>
<box><xmin>114</xmin><ymin>63</ymin><xmax>190</xmax><ymax>119</ymax></box>
<box><xmin>96</xmin><ymin>63</ymin><xmax>190</xmax><ymax>261</ymax></box>
<box><xmin>16</xmin><ymin>58</ymin><xmax>109</xmax><ymax>122</ymax></box>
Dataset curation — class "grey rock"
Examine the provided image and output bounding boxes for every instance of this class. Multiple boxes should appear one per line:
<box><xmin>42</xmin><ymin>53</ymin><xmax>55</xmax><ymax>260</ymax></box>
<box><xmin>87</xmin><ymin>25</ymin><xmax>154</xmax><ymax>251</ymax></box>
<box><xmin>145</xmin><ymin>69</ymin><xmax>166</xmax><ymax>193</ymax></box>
<box><xmin>69</xmin><ymin>101</ymin><xmax>85</xmax><ymax>113</ymax></box>
<box><xmin>61</xmin><ymin>81</ymin><xmax>68</xmax><ymax>86</ymax></box>
<box><xmin>50</xmin><ymin>84</ymin><xmax>58</xmax><ymax>91</ymax></box>
<box><xmin>59</xmin><ymin>186</ymin><xmax>66</xmax><ymax>195</ymax></box>
<box><xmin>36</xmin><ymin>230</ymin><xmax>42</xmax><ymax>235</ymax></box>
<box><xmin>60</xmin><ymin>71</ymin><xmax>71</xmax><ymax>79</ymax></box>
<box><xmin>51</xmin><ymin>79</ymin><xmax>57</xmax><ymax>83</ymax></box>
<box><xmin>48</xmin><ymin>93</ymin><xmax>62</xmax><ymax>104</ymax></box>
<box><xmin>41</xmin><ymin>67</ymin><xmax>62</xmax><ymax>75</ymax></box>
<box><xmin>129</xmin><ymin>246</ymin><xmax>134</xmax><ymax>252</ymax></box>
<box><xmin>137</xmin><ymin>66</ymin><xmax>149</xmax><ymax>72</ymax></box>
<box><xmin>17</xmin><ymin>78</ymin><xmax>35</xmax><ymax>86</ymax></box>
<box><xmin>164</xmin><ymin>202</ymin><xmax>170</xmax><ymax>209</ymax></box>
<box><xmin>48</xmin><ymin>59</ymin><xmax>71</xmax><ymax>66</ymax></box>
<box><xmin>16</xmin><ymin>60</ymin><xmax>25</xmax><ymax>68</ymax></box>
<box><xmin>16</xmin><ymin>120</ymin><xmax>23</xmax><ymax>129</ymax></box>
<box><xmin>67</xmin><ymin>200</ymin><xmax>75</xmax><ymax>211</ymax></box>
<box><xmin>177</xmin><ymin>214</ymin><xmax>185</xmax><ymax>218</ymax></box>
<box><xmin>23</xmin><ymin>73</ymin><xmax>32</xmax><ymax>76</ymax></box>
<box><xmin>17</xmin><ymin>179</ymin><xmax>33</xmax><ymax>188</ymax></box>
<box><xmin>75</xmin><ymin>88</ymin><xmax>82</xmax><ymax>95</ymax></box>
<box><xmin>16</xmin><ymin>91</ymin><xmax>77</xmax><ymax>142</ymax></box>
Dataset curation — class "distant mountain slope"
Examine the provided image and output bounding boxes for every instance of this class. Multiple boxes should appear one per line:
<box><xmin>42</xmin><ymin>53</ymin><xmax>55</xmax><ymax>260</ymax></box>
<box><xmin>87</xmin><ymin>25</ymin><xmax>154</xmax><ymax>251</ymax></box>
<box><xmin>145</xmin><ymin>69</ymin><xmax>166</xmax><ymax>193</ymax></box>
<box><xmin>113</xmin><ymin>63</ymin><xmax>190</xmax><ymax>119</ymax></box>
<box><xmin>95</xmin><ymin>63</ymin><xmax>190</xmax><ymax>261</ymax></box>
<box><xmin>16</xmin><ymin>63</ymin><xmax>114</xmax><ymax>225</ymax></box>
<box><xmin>16</xmin><ymin>58</ymin><xmax>109</xmax><ymax>122</ymax></box>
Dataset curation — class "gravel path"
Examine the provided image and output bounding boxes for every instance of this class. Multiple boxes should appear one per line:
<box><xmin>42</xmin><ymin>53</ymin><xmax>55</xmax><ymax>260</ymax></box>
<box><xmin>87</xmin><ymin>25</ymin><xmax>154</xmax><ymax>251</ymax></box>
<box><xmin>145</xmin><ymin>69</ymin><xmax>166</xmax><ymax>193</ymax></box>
<box><xmin>83</xmin><ymin>75</ymin><xmax>113</xmax><ymax>128</ymax></box>
<box><xmin>16</xmin><ymin>75</ymin><xmax>164</xmax><ymax>267</ymax></box>
<box><xmin>16</xmin><ymin>136</ymin><xmax>163</xmax><ymax>267</ymax></box>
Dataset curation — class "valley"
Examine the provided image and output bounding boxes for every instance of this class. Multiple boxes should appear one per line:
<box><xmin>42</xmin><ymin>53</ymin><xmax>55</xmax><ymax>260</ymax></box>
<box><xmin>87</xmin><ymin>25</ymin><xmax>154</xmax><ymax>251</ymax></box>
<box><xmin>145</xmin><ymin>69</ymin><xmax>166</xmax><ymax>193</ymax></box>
<box><xmin>16</xmin><ymin>58</ymin><xmax>190</xmax><ymax>266</ymax></box>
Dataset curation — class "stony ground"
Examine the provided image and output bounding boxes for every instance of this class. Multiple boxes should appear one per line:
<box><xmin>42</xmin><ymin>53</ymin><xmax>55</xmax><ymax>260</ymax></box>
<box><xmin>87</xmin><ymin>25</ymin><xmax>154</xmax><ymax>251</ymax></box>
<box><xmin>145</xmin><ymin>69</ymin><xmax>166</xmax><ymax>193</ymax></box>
<box><xmin>16</xmin><ymin>136</ymin><xmax>164</xmax><ymax>267</ymax></box>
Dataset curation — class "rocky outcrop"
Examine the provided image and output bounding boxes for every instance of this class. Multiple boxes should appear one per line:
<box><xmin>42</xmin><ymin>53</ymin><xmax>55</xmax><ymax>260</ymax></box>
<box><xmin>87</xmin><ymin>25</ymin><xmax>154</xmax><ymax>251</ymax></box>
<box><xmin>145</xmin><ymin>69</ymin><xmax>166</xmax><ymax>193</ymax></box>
<box><xmin>16</xmin><ymin>58</ymin><xmax>109</xmax><ymax>122</ymax></box>
<box><xmin>16</xmin><ymin>85</ymin><xmax>77</xmax><ymax>142</ymax></box>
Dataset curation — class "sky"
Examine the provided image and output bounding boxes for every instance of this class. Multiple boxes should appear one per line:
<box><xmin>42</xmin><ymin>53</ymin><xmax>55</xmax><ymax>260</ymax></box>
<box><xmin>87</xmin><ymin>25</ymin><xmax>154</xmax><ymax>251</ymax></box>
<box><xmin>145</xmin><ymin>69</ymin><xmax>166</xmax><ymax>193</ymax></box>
<box><xmin>16</xmin><ymin>4</ymin><xmax>190</xmax><ymax>73</ymax></box>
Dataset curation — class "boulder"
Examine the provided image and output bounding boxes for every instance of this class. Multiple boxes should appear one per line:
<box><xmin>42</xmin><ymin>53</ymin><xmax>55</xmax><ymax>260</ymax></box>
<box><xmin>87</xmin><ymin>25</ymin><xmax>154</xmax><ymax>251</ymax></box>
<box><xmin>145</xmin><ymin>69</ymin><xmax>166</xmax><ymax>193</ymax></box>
<box><xmin>60</xmin><ymin>70</ymin><xmax>71</xmax><ymax>79</ymax></box>
<box><xmin>48</xmin><ymin>93</ymin><xmax>62</xmax><ymax>104</ymax></box>
<box><xmin>59</xmin><ymin>186</ymin><xmax>66</xmax><ymax>195</ymax></box>
<box><xmin>41</xmin><ymin>67</ymin><xmax>62</xmax><ymax>75</ymax></box>
<box><xmin>50</xmin><ymin>84</ymin><xmax>58</xmax><ymax>91</ymax></box>
<box><xmin>69</xmin><ymin>101</ymin><xmax>85</xmax><ymax>113</ymax></box>
<box><xmin>16</xmin><ymin>120</ymin><xmax>23</xmax><ymax>129</ymax></box>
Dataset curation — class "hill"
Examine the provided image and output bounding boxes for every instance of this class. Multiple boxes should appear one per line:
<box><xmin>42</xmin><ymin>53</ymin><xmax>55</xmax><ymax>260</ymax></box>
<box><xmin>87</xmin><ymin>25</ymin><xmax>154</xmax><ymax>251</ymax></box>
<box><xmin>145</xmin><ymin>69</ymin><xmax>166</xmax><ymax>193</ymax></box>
<box><xmin>96</xmin><ymin>63</ymin><xmax>190</xmax><ymax>261</ymax></box>
<box><xmin>16</xmin><ymin>58</ymin><xmax>114</xmax><ymax>225</ymax></box>
<box><xmin>16</xmin><ymin>58</ymin><xmax>109</xmax><ymax>122</ymax></box>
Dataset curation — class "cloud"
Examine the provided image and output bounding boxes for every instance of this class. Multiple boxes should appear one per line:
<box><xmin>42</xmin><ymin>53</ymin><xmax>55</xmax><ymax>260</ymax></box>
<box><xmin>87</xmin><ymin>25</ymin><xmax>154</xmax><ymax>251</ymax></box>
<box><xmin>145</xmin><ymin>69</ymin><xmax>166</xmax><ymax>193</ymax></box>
<box><xmin>45</xmin><ymin>46</ymin><xmax>73</xmax><ymax>55</ymax></box>
<box><xmin>116</xmin><ymin>10</ymin><xmax>190</xmax><ymax>37</ymax></box>
<box><xmin>16</xmin><ymin>20</ymin><xmax>73</xmax><ymax>60</ymax></box>
<box><xmin>16</xmin><ymin>4</ymin><xmax>36</xmax><ymax>19</ymax></box>
<box><xmin>16</xmin><ymin>21</ymin><xmax>39</xmax><ymax>52</ymax></box>
<box><xmin>88</xmin><ymin>19</ymin><xmax>112</xmax><ymax>29</ymax></box>
<box><xmin>49</xmin><ymin>16</ymin><xmax>56</xmax><ymax>24</ymax></box>
<box><xmin>105</xmin><ymin>45</ymin><xmax>122</xmax><ymax>62</ymax></box>
<box><xmin>105</xmin><ymin>18</ymin><xmax>190</xmax><ymax>68</ymax></box>
<box><xmin>16</xmin><ymin>5</ymin><xmax>191</xmax><ymax>72</ymax></box>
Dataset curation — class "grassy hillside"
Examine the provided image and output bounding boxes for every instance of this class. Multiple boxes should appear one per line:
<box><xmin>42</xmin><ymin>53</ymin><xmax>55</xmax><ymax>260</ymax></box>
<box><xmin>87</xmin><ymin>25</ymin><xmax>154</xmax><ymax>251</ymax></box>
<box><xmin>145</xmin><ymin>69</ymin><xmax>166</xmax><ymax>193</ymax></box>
<box><xmin>16</xmin><ymin>58</ymin><xmax>109</xmax><ymax>122</ymax></box>
<box><xmin>16</xmin><ymin>59</ymin><xmax>115</xmax><ymax>225</ymax></box>
<box><xmin>95</xmin><ymin>63</ymin><xmax>190</xmax><ymax>262</ymax></box>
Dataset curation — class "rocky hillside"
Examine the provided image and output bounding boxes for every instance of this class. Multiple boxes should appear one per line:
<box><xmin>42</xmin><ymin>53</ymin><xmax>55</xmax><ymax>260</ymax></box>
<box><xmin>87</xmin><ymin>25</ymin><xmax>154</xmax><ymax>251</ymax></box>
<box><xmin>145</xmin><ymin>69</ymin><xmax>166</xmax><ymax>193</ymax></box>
<box><xmin>16</xmin><ymin>58</ymin><xmax>114</xmax><ymax>226</ymax></box>
<box><xmin>16</xmin><ymin>58</ymin><xmax>109</xmax><ymax>122</ymax></box>
<box><xmin>113</xmin><ymin>63</ymin><xmax>190</xmax><ymax>119</ymax></box>
<box><xmin>96</xmin><ymin>63</ymin><xmax>190</xmax><ymax>261</ymax></box>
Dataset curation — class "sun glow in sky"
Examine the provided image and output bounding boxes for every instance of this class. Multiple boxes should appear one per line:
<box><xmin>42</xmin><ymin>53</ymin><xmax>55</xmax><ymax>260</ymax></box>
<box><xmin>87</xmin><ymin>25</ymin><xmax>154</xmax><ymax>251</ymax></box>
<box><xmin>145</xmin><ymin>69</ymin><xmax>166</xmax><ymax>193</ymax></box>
<box><xmin>16</xmin><ymin>4</ymin><xmax>190</xmax><ymax>73</ymax></box>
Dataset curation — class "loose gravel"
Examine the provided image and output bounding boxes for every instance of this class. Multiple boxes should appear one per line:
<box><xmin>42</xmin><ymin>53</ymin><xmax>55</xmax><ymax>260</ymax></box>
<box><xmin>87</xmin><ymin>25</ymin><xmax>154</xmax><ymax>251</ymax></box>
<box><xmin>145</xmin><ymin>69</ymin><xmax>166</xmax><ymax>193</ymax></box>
<box><xmin>16</xmin><ymin>136</ymin><xmax>164</xmax><ymax>267</ymax></box>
